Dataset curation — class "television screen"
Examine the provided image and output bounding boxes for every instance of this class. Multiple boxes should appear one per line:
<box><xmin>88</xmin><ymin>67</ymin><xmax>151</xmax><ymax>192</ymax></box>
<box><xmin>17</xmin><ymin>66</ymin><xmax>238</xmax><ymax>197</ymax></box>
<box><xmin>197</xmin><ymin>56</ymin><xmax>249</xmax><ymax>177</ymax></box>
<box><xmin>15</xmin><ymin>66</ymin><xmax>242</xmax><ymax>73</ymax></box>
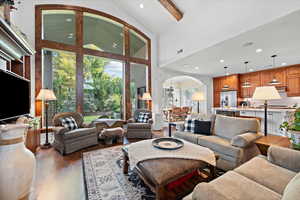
<box><xmin>0</xmin><ymin>69</ymin><xmax>30</xmax><ymax>121</ymax></box>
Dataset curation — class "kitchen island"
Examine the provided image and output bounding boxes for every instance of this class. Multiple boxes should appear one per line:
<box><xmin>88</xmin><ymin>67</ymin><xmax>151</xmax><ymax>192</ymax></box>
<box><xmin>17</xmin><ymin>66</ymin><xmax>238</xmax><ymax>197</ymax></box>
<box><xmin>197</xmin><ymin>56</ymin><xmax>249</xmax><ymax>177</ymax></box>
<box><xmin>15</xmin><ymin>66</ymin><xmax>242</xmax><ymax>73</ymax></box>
<box><xmin>212</xmin><ymin>107</ymin><xmax>296</xmax><ymax>136</ymax></box>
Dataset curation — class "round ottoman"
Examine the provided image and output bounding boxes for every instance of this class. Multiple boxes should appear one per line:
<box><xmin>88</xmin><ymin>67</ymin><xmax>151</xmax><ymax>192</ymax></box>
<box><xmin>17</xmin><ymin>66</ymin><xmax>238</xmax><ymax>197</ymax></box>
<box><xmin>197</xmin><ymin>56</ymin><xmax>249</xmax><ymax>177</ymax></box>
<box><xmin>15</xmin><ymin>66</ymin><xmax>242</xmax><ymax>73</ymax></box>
<box><xmin>99</xmin><ymin>127</ymin><xmax>124</xmax><ymax>144</ymax></box>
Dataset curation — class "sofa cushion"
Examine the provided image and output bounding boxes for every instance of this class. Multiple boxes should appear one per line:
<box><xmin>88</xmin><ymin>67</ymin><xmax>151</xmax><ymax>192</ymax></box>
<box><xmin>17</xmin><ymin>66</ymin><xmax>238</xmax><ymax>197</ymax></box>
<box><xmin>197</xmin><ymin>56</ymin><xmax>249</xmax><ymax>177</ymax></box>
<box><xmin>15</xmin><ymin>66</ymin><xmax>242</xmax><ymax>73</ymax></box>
<box><xmin>173</xmin><ymin>131</ymin><xmax>205</xmax><ymax>144</ymax></box>
<box><xmin>214</xmin><ymin>115</ymin><xmax>260</xmax><ymax>140</ymax></box>
<box><xmin>127</xmin><ymin>123</ymin><xmax>151</xmax><ymax>129</ymax></box>
<box><xmin>64</xmin><ymin>127</ymin><xmax>96</xmax><ymax>139</ymax></box>
<box><xmin>194</xmin><ymin>120</ymin><xmax>211</xmax><ymax>135</ymax></box>
<box><xmin>234</xmin><ymin>156</ymin><xmax>296</xmax><ymax>194</ymax></box>
<box><xmin>208</xmin><ymin>171</ymin><xmax>282</xmax><ymax>200</ymax></box>
<box><xmin>198</xmin><ymin>136</ymin><xmax>242</xmax><ymax>158</ymax></box>
<box><xmin>282</xmin><ymin>172</ymin><xmax>300</xmax><ymax>200</ymax></box>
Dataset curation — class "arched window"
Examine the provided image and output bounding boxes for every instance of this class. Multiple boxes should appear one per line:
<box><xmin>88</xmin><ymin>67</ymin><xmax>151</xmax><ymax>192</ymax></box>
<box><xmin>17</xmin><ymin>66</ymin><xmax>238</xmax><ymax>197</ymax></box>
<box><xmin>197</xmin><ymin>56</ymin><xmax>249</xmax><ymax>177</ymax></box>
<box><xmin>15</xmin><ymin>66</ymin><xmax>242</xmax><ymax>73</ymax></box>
<box><xmin>36</xmin><ymin>5</ymin><xmax>151</xmax><ymax>121</ymax></box>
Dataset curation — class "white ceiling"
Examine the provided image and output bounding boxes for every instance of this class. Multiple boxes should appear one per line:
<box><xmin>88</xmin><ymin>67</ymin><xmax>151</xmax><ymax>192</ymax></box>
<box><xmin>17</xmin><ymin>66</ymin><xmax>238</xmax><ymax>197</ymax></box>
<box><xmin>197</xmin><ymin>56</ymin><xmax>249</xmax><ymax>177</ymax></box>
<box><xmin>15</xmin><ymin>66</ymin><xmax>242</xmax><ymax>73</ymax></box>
<box><xmin>162</xmin><ymin>9</ymin><xmax>300</xmax><ymax>77</ymax></box>
<box><xmin>112</xmin><ymin>0</ymin><xmax>180</xmax><ymax>34</ymax></box>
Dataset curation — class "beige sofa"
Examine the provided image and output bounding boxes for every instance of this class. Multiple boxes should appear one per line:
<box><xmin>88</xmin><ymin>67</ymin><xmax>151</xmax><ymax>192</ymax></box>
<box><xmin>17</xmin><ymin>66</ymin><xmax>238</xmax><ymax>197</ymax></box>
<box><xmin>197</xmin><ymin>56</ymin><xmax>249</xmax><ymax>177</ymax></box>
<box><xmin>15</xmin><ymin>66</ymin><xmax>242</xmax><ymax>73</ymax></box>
<box><xmin>174</xmin><ymin>115</ymin><xmax>262</xmax><ymax>171</ymax></box>
<box><xmin>184</xmin><ymin>146</ymin><xmax>300</xmax><ymax>200</ymax></box>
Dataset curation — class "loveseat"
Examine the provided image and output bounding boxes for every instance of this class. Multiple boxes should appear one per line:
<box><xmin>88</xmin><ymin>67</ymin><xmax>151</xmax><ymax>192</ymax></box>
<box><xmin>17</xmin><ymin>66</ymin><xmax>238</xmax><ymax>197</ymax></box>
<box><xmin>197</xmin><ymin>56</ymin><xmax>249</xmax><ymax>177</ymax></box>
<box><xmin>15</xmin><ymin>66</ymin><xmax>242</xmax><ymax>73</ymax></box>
<box><xmin>184</xmin><ymin>146</ymin><xmax>300</xmax><ymax>200</ymax></box>
<box><xmin>174</xmin><ymin>115</ymin><xmax>262</xmax><ymax>170</ymax></box>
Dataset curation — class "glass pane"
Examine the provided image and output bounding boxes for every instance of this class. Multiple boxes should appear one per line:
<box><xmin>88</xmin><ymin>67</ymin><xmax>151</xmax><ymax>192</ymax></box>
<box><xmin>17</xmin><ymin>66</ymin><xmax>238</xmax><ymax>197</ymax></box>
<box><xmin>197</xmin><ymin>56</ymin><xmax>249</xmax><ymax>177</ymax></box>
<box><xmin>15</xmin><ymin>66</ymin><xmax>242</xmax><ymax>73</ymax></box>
<box><xmin>130</xmin><ymin>63</ymin><xmax>148</xmax><ymax>115</ymax></box>
<box><xmin>130</xmin><ymin>30</ymin><xmax>148</xmax><ymax>59</ymax></box>
<box><xmin>83</xmin><ymin>55</ymin><xmax>124</xmax><ymax>122</ymax></box>
<box><xmin>83</xmin><ymin>13</ymin><xmax>124</xmax><ymax>55</ymax></box>
<box><xmin>42</xmin><ymin>49</ymin><xmax>76</xmax><ymax>122</ymax></box>
<box><xmin>42</xmin><ymin>10</ymin><xmax>76</xmax><ymax>45</ymax></box>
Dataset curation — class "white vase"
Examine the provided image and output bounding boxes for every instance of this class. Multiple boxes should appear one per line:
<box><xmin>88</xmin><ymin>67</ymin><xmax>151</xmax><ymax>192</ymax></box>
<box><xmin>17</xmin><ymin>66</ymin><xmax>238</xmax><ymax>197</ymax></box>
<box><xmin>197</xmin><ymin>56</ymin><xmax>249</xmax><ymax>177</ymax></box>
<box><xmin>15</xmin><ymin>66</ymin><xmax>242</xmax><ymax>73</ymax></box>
<box><xmin>0</xmin><ymin>124</ymin><xmax>36</xmax><ymax>200</ymax></box>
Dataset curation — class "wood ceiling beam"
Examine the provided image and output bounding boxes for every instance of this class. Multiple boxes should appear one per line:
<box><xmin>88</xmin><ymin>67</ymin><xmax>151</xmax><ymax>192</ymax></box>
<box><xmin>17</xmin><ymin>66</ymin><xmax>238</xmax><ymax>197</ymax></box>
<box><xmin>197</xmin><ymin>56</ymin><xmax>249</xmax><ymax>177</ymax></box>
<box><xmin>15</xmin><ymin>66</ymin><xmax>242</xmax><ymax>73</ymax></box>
<box><xmin>158</xmin><ymin>0</ymin><xmax>183</xmax><ymax>21</ymax></box>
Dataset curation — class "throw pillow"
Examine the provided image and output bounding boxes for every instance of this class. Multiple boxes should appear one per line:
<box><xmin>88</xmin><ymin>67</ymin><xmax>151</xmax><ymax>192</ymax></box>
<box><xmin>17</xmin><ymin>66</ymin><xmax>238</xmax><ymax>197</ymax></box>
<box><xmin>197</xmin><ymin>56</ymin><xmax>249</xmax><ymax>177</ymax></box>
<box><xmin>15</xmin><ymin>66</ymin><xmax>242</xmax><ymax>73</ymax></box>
<box><xmin>194</xmin><ymin>120</ymin><xmax>211</xmax><ymax>135</ymax></box>
<box><xmin>60</xmin><ymin>117</ymin><xmax>78</xmax><ymax>130</ymax></box>
<box><xmin>137</xmin><ymin>112</ymin><xmax>150</xmax><ymax>123</ymax></box>
<box><xmin>184</xmin><ymin>119</ymin><xmax>195</xmax><ymax>132</ymax></box>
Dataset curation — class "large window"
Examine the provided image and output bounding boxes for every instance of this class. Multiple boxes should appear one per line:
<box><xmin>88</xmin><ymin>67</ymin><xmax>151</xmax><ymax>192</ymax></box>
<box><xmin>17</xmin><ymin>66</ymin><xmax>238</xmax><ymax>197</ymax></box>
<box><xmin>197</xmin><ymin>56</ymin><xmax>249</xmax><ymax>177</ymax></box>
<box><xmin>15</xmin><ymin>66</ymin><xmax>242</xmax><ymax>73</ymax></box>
<box><xmin>83</xmin><ymin>55</ymin><xmax>123</xmax><ymax>120</ymax></box>
<box><xmin>42</xmin><ymin>10</ymin><xmax>76</xmax><ymax>45</ymax></box>
<box><xmin>42</xmin><ymin>49</ymin><xmax>76</xmax><ymax>121</ymax></box>
<box><xmin>36</xmin><ymin>5</ymin><xmax>151</xmax><ymax>120</ymax></box>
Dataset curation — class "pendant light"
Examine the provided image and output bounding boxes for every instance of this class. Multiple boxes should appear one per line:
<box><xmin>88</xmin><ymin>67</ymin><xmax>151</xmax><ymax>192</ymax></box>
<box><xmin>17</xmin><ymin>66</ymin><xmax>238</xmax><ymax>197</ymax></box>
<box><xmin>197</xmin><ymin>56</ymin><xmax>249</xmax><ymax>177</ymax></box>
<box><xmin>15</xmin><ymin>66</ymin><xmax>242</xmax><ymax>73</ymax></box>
<box><xmin>242</xmin><ymin>61</ymin><xmax>251</xmax><ymax>88</ymax></box>
<box><xmin>269</xmin><ymin>55</ymin><xmax>280</xmax><ymax>85</ymax></box>
<box><xmin>222</xmin><ymin>66</ymin><xmax>230</xmax><ymax>90</ymax></box>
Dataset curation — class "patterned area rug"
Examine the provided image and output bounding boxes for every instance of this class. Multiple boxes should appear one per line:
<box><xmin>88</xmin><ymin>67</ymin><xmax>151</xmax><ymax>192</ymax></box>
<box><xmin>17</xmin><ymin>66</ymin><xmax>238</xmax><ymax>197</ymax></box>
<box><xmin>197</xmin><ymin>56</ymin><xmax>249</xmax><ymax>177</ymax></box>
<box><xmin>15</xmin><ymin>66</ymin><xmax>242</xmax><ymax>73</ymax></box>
<box><xmin>82</xmin><ymin>146</ymin><xmax>155</xmax><ymax>200</ymax></box>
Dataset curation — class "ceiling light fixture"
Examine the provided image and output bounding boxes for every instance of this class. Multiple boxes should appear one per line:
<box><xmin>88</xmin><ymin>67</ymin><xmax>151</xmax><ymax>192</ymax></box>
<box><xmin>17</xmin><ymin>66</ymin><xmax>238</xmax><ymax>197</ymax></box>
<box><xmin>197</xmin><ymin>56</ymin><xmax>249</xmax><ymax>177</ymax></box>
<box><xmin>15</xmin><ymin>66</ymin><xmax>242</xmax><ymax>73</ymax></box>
<box><xmin>281</xmin><ymin>62</ymin><xmax>287</xmax><ymax>66</ymax></box>
<box><xmin>195</xmin><ymin>67</ymin><xmax>199</xmax><ymax>70</ymax></box>
<box><xmin>222</xmin><ymin>66</ymin><xmax>230</xmax><ymax>90</ymax></box>
<box><xmin>249</xmin><ymin>68</ymin><xmax>254</xmax><ymax>72</ymax></box>
<box><xmin>220</xmin><ymin>59</ymin><xmax>224</xmax><ymax>63</ymax></box>
<box><xmin>256</xmin><ymin>48</ymin><xmax>263</xmax><ymax>53</ymax></box>
<box><xmin>269</xmin><ymin>55</ymin><xmax>280</xmax><ymax>85</ymax></box>
<box><xmin>242</xmin><ymin>61</ymin><xmax>251</xmax><ymax>88</ymax></box>
<box><xmin>140</xmin><ymin>3</ymin><xmax>144</xmax><ymax>8</ymax></box>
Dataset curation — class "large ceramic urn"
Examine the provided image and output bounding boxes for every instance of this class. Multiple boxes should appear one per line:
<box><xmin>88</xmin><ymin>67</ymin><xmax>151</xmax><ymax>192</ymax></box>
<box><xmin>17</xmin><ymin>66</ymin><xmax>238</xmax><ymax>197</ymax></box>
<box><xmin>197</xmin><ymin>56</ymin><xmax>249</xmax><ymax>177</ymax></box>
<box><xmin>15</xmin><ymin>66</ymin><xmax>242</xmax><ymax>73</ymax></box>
<box><xmin>0</xmin><ymin>124</ymin><xmax>36</xmax><ymax>200</ymax></box>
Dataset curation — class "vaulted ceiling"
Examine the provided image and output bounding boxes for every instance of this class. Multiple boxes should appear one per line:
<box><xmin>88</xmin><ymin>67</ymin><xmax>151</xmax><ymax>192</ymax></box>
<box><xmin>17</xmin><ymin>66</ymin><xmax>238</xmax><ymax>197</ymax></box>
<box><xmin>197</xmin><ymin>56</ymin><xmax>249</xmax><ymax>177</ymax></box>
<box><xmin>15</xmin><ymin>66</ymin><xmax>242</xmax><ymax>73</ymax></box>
<box><xmin>112</xmin><ymin>1</ymin><xmax>300</xmax><ymax>76</ymax></box>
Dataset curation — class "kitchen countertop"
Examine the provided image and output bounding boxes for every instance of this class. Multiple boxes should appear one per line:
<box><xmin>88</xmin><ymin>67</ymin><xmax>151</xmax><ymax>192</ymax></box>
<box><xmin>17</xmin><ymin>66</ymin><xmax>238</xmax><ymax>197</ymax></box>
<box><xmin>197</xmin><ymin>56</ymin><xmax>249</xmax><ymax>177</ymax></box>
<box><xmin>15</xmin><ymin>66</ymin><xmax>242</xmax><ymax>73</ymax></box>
<box><xmin>213</xmin><ymin>107</ymin><xmax>296</xmax><ymax>112</ymax></box>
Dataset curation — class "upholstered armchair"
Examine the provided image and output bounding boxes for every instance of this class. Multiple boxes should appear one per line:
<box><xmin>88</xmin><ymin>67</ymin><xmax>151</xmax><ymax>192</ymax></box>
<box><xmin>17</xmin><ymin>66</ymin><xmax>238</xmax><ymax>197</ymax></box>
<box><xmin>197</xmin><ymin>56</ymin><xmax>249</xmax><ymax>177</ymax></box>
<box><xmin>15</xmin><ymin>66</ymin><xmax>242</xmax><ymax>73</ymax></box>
<box><xmin>52</xmin><ymin>112</ymin><xmax>98</xmax><ymax>155</ymax></box>
<box><xmin>125</xmin><ymin>109</ymin><xmax>153</xmax><ymax>139</ymax></box>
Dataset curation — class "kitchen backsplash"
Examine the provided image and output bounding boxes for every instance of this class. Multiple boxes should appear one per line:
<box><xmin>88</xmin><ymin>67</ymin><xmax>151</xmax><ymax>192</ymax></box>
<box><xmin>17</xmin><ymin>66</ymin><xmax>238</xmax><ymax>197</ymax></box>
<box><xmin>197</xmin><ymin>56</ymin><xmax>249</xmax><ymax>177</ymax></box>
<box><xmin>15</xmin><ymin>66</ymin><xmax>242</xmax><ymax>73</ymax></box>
<box><xmin>245</xmin><ymin>92</ymin><xmax>300</xmax><ymax>107</ymax></box>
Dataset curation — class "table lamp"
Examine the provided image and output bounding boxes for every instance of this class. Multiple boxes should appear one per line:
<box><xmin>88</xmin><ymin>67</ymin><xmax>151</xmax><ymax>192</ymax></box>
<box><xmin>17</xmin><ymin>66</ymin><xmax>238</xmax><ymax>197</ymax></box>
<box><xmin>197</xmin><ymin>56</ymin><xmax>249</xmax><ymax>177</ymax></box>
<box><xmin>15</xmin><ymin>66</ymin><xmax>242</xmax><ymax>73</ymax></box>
<box><xmin>192</xmin><ymin>92</ymin><xmax>205</xmax><ymax>113</ymax></box>
<box><xmin>252</xmin><ymin>86</ymin><xmax>281</xmax><ymax>136</ymax></box>
<box><xmin>142</xmin><ymin>92</ymin><xmax>152</xmax><ymax>110</ymax></box>
<box><xmin>36</xmin><ymin>88</ymin><xmax>57</xmax><ymax>148</ymax></box>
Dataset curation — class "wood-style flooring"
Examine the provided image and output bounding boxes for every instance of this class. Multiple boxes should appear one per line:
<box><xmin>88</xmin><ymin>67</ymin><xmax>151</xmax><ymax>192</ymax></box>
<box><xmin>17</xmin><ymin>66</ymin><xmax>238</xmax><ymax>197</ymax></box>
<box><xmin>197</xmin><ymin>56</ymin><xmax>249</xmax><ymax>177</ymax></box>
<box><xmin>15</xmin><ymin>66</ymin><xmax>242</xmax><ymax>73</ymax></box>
<box><xmin>32</xmin><ymin>130</ymin><xmax>165</xmax><ymax>200</ymax></box>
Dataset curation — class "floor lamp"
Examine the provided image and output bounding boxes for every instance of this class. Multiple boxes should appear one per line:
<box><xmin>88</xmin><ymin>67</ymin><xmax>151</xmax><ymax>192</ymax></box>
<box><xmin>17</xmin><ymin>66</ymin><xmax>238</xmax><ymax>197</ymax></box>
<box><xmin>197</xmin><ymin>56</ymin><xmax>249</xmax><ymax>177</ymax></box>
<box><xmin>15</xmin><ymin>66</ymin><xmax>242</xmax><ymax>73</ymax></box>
<box><xmin>192</xmin><ymin>92</ymin><xmax>205</xmax><ymax>113</ymax></box>
<box><xmin>252</xmin><ymin>86</ymin><xmax>281</xmax><ymax>136</ymax></box>
<box><xmin>37</xmin><ymin>88</ymin><xmax>57</xmax><ymax>149</ymax></box>
<box><xmin>142</xmin><ymin>92</ymin><xmax>152</xmax><ymax>110</ymax></box>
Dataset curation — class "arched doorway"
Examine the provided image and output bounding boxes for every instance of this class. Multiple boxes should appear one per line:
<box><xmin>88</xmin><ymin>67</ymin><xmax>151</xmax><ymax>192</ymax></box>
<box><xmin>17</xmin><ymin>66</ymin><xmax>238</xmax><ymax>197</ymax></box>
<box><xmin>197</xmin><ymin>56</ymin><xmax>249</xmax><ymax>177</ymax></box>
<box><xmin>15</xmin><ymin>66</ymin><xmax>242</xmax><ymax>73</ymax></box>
<box><xmin>162</xmin><ymin>76</ymin><xmax>207</xmax><ymax>115</ymax></box>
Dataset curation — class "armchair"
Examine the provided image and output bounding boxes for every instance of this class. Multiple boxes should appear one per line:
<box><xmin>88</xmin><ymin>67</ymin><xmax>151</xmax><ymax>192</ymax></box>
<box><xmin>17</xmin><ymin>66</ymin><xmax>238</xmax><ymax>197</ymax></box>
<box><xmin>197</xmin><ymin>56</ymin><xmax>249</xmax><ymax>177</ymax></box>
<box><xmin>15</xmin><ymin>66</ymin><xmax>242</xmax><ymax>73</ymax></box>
<box><xmin>52</xmin><ymin>112</ymin><xmax>98</xmax><ymax>155</ymax></box>
<box><xmin>125</xmin><ymin>109</ymin><xmax>153</xmax><ymax>139</ymax></box>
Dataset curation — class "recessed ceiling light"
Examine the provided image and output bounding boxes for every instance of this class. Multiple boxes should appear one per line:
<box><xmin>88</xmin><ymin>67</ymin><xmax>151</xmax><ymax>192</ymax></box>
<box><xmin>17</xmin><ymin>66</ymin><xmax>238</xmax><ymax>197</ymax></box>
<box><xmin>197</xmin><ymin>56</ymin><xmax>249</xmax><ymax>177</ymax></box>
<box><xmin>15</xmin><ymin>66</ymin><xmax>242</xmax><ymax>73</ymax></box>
<box><xmin>66</xmin><ymin>18</ymin><xmax>72</xmax><ymax>22</ymax></box>
<box><xmin>256</xmin><ymin>48</ymin><xmax>263</xmax><ymax>53</ymax></box>
<box><xmin>139</xmin><ymin>3</ymin><xmax>144</xmax><ymax>8</ymax></box>
<box><xmin>249</xmin><ymin>68</ymin><xmax>254</xmax><ymax>72</ymax></box>
<box><xmin>195</xmin><ymin>67</ymin><xmax>199</xmax><ymax>70</ymax></box>
<box><xmin>220</xmin><ymin>59</ymin><xmax>224</xmax><ymax>63</ymax></box>
<box><xmin>281</xmin><ymin>62</ymin><xmax>287</xmax><ymax>66</ymax></box>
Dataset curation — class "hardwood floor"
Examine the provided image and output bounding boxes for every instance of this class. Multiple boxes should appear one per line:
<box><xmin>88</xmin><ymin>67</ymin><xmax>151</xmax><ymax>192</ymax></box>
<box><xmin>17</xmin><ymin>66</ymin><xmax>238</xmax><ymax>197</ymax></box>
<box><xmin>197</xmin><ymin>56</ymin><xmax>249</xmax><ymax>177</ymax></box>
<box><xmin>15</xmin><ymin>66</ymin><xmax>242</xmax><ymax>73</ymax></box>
<box><xmin>32</xmin><ymin>130</ymin><xmax>165</xmax><ymax>200</ymax></box>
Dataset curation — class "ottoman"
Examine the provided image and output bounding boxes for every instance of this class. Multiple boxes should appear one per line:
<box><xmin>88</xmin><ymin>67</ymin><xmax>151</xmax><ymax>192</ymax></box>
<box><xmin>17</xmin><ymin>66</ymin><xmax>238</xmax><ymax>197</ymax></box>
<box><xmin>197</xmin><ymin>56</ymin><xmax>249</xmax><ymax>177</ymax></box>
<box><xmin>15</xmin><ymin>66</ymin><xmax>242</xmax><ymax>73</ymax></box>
<box><xmin>99</xmin><ymin>127</ymin><xmax>124</xmax><ymax>144</ymax></box>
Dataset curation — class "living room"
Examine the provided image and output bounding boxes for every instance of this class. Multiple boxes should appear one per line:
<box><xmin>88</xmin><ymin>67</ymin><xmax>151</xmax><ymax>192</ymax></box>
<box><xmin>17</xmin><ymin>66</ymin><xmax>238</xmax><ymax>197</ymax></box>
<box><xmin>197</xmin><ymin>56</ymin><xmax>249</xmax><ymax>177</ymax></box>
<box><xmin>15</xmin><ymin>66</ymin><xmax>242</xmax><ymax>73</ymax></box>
<box><xmin>0</xmin><ymin>1</ymin><xmax>300</xmax><ymax>200</ymax></box>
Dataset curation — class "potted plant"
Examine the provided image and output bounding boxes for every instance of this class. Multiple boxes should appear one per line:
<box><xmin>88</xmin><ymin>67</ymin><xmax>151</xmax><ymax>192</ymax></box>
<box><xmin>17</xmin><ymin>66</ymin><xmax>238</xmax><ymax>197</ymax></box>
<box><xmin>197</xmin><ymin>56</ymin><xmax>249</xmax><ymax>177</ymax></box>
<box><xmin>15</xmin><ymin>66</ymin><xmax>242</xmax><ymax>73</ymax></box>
<box><xmin>280</xmin><ymin>108</ymin><xmax>300</xmax><ymax>150</ymax></box>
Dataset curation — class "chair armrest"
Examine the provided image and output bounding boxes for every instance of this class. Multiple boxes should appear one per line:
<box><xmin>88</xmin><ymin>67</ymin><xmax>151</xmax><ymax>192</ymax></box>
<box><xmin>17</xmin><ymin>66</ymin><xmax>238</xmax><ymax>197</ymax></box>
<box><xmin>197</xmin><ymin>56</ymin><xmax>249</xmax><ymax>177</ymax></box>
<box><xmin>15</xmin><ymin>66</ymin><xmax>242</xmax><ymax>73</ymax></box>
<box><xmin>52</xmin><ymin>126</ymin><xmax>69</xmax><ymax>135</ymax></box>
<box><xmin>127</xmin><ymin>118</ymin><xmax>135</xmax><ymax>123</ymax></box>
<box><xmin>231</xmin><ymin>132</ymin><xmax>263</xmax><ymax>148</ymax></box>
<box><xmin>267</xmin><ymin>146</ymin><xmax>300</xmax><ymax>172</ymax></box>
<box><xmin>192</xmin><ymin>183</ymin><xmax>230</xmax><ymax>200</ymax></box>
<box><xmin>93</xmin><ymin>122</ymin><xmax>109</xmax><ymax>133</ymax></box>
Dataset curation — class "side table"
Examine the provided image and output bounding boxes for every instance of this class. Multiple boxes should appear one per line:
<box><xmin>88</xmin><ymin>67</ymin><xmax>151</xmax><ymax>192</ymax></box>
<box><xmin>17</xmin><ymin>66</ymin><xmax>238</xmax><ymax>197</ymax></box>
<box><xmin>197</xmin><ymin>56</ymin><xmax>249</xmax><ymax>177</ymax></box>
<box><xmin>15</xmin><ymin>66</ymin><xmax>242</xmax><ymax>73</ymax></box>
<box><xmin>255</xmin><ymin>135</ymin><xmax>291</xmax><ymax>156</ymax></box>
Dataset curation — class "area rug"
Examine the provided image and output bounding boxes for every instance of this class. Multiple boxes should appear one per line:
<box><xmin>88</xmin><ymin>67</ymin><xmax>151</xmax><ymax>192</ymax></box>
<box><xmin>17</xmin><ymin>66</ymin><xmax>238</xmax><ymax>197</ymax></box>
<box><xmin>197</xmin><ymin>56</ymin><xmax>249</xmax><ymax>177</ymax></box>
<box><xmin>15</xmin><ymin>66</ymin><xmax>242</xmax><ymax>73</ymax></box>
<box><xmin>82</xmin><ymin>146</ymin><xmax>155</xmax><ymax>200</ymax></box>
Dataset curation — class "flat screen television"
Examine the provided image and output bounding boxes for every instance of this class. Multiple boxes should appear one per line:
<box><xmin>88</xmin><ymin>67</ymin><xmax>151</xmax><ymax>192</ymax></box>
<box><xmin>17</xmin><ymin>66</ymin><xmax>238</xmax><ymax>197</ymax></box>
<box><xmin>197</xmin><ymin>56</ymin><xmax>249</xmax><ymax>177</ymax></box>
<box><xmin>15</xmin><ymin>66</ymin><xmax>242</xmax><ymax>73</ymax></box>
<box><xmin>0</xmin><ymin>69</ymin><xmax>30</xmax><ymax>121</ymax></box>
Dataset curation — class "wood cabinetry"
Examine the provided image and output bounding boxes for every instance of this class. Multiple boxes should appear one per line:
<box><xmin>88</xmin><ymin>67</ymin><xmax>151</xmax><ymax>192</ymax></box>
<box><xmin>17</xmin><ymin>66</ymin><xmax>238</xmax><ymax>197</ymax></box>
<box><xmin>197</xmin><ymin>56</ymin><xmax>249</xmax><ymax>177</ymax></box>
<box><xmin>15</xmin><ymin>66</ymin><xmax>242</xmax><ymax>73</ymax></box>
<box><xmin>260</xmin><ymin>68</ymin><xmax>286</xmax><ymax>87</ymax></box>
<box><xmin>240</xmin><ymin>72</ymin><xmax>261</xmax><ymax>98</ymax></box>
<box><xmin>286</xmin><ymin>65</ymin><xmax>300</xmax><ymax>97</ymax></box>
<box><xmin>213</xmin><ymin>74</ymin><xmax>239</xmax><ymax>106</ymax></box>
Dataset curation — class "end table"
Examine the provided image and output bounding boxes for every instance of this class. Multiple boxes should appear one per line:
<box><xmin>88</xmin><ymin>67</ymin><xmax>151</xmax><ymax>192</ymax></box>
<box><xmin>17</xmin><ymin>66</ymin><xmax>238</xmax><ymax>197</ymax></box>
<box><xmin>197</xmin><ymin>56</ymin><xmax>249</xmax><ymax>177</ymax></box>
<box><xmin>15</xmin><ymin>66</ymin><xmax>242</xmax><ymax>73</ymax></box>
<box><xmin>255</xmin><ymin>135</ymin><xmax>291</xmax><ymax>156</ymax></box>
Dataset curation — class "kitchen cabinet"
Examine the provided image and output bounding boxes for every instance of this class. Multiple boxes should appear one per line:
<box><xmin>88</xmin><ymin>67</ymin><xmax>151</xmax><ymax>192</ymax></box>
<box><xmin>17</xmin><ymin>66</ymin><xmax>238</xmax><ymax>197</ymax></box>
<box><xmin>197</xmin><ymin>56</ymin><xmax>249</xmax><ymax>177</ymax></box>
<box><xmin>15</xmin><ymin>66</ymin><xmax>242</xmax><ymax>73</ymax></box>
<box><xmin>213</xmin><ymin>78</ymin><xmax>222</xmax><ymax>92</ymax></box>
<box><xmin>286</xmin><ymin>65</ymin><xmax>300</xmax><ymax>77</ymax></box>
<box><xmin>213</xmin><ymin>91</ymin><xmax>220</xmax><ymax>107</ymax></box>
<box><xmin>240</xmin><ymin>72</ymin><xmax>261</xmax><ymax>98</ymax></box>
<box><xmin>260</xmin><ymin>68</ymin><xmax>286</xmax><ymax>87</ymax></box>
<box><xmin>287</xmin><ymin>76</ymin><xmax>300</xmax><ymax>97</ymax></box>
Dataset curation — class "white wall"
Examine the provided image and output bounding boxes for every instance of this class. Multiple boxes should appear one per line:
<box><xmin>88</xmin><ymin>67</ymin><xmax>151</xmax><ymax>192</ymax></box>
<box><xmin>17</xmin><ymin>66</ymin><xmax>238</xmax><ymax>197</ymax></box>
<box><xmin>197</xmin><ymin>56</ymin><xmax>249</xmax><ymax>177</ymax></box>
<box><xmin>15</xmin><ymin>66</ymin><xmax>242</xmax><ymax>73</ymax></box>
<box><xmin>10</xmin><ymin>0</ymin><xmax>158</xmax><ymax>116</ymax></box>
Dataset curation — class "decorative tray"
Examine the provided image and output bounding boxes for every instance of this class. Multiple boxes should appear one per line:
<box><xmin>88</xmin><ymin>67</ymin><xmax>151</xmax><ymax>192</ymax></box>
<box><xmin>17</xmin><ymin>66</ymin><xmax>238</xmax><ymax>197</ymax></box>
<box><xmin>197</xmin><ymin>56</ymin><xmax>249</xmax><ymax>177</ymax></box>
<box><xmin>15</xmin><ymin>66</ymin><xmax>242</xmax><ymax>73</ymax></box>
<box><xmin>152</xmin><ymin>138</ymin><xmax>184</xmax><ymax>150</ymax></box>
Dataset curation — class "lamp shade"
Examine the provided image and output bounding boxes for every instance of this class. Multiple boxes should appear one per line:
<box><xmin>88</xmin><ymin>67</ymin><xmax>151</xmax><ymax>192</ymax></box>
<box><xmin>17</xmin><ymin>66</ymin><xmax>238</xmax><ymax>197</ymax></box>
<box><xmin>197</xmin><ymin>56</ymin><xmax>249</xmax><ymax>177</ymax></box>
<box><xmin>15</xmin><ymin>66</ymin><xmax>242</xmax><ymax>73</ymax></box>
<box><xmin>36</xmin><ymin>89</ymin><xmax>57</xmax><ymax>101</ymax></box>
<box><xmin>252</xmin><ymin>86</ymin><xmax>281</xmax><ymax>100</ymax></box>
<box><xmin>142</xmin><ymin>92</ymin><xmax>152</xmax><ymax>101</ymax></box>
<box><xmin>192</xmin><ymin>92</ymin><xmax>205</xmax><ymax>101</ymax></box>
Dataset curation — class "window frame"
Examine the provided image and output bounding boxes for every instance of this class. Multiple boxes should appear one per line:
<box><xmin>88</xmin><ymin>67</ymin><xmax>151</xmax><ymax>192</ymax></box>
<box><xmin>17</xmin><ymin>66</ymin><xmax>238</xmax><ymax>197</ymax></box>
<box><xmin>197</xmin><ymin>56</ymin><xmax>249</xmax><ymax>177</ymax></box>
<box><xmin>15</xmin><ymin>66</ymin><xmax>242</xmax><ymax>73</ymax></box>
<box><xmin>35</xmin><ymin>4</ymin><xmax>152</xmax><ymax>119</ymax></box>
